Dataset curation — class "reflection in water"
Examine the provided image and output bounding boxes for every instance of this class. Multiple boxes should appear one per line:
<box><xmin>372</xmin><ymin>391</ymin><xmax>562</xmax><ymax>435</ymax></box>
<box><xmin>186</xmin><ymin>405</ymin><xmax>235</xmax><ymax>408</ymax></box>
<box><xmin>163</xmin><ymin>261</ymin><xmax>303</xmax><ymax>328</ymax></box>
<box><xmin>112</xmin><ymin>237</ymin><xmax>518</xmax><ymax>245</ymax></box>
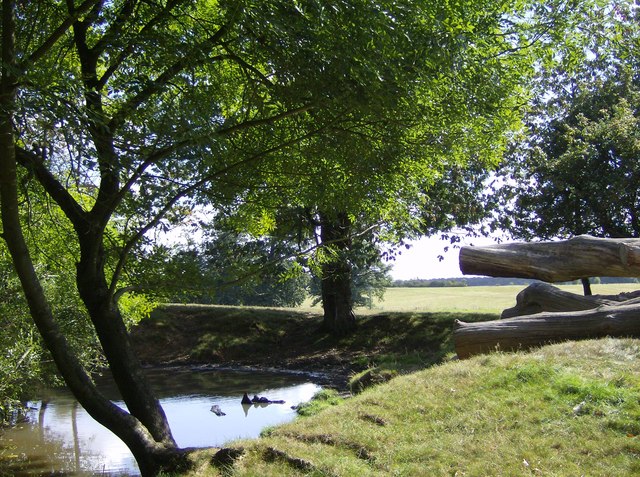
<box><xmin>0</xmin><ymin>368</ymin><xmax>321</xmax><ymax>476</ymax></box>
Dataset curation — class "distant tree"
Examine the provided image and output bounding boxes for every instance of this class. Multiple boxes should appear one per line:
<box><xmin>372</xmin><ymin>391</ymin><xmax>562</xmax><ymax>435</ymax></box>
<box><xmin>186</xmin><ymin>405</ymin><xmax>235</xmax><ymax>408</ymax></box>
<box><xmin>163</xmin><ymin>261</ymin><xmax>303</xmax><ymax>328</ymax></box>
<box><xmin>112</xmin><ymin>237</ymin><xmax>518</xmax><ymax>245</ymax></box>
<box><xmin>156</xmin><ymin>231</ymin><xmax>309</xmax><ymax>308</ymax></box>
<box><xmin>498</xmin><ymin>0</ymin><xmax>640</xmax><ymax>241</ymax></box>
<box><xmin>500</xmin><ymin>77</ymin><xmax>640</xmax><ymax>240</ymax></box>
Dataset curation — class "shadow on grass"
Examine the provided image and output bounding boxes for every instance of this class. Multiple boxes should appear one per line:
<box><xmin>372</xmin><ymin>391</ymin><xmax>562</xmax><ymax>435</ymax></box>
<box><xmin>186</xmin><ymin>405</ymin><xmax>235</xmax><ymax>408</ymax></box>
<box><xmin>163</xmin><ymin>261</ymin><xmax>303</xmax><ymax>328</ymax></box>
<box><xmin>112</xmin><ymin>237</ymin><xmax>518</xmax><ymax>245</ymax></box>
<box><xmin>131</xmin><ymin>305</ymin><xmax>499</xmax><ymax>376</ymax></box>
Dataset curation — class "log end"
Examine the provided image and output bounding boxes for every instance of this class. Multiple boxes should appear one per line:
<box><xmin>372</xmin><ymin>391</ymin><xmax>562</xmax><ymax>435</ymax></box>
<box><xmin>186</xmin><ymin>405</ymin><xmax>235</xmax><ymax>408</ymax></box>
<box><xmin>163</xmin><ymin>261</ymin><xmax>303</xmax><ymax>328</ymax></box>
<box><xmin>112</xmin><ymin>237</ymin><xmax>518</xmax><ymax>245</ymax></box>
<box><xmin>453</xmin><ymin>319</ymin><xmax>468</xmax><ymax>329</ymax></box>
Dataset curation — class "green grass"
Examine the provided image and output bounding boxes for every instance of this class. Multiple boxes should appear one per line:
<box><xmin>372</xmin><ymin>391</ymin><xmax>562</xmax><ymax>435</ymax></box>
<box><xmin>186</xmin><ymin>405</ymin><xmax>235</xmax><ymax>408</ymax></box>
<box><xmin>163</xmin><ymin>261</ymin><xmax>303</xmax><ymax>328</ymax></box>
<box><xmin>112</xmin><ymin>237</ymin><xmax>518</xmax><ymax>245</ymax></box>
<box><xmin>335</xmin><ymin>283</ymin><xmax>640</xmax><ymax>314</ymax></box>
<box><xmin>183</xmin><ymin>338</ymin><xmax>640</xmax><ymax>476</ymax></box>
<box><xmin>138</xmin><ymin>283</ymin><xmax>640</xmax><ymax>476</ymax></box>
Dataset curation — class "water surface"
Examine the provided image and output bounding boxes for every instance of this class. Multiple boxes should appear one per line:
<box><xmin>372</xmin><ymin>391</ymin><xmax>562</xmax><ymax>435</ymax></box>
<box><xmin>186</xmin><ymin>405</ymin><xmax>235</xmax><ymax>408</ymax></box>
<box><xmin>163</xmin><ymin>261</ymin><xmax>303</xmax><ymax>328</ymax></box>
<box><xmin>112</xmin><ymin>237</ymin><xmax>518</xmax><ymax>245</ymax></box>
<box><xmin>0</xmin><ymin>368</ymin><xmax>321</xmax><ymax>476</ymax></box>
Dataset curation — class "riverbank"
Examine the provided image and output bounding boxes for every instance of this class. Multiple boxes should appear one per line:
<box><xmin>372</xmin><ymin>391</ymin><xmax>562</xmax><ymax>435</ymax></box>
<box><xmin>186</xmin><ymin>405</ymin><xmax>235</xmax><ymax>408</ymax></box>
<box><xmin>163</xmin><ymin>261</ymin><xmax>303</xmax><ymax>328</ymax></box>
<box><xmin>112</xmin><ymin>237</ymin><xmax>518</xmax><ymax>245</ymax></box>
<box><xmin>130</xmin><ymin>304</ymin><xmax>498</xmax><ymax>389</ymax></box>
<box><xmin>131</xmin><ymin>305</ymin><xmax>640</xmax><ymax>476</ymax></box>
<box><xmin>201</xmin><ymin>337</ymin><xmax>640</xmax><ymax>476</ymax></box>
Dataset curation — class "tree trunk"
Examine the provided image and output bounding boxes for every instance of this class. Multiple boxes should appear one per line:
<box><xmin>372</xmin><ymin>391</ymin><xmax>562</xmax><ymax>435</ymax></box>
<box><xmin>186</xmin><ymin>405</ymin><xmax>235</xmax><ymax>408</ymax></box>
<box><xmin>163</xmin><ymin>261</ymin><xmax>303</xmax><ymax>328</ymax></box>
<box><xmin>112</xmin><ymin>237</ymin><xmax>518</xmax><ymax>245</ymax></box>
<box><xmin>0</xmin><ymin>4</ymin><xmax>187</xmax><ymax>475</ymax></box>
<box><xmin>455</xmin><ymin>235</ymin><xmax>640</xmax><ymax>360</ymax></box>
<box><xmin>319</xmin><ymin>212</ymin><xmax>356</xmax><ymax>335</ymax></box>
<box><xmin>454</xmin><ymin>303</ymin><xmax>640</xmax><ymax>359</ymax></box>
<box><xmin>75</xmin><ymin>231</ymin><xmax>176</xmax><ymax>448</ymax></box>
<box><xmin>459</xmin><ymin>235</ymin><xmax>640</xmax><ymax>282</ymax></box>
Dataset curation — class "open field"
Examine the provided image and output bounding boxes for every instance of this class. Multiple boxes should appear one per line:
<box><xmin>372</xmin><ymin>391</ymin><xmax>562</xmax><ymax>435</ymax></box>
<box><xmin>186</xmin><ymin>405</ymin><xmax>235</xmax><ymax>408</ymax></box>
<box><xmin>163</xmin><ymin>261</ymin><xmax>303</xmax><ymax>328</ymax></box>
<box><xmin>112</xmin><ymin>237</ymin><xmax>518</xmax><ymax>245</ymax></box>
<box><xmin>302</xmin><ymin>283</ymin><xmax>640</xmax><ymax>315</ymax></box>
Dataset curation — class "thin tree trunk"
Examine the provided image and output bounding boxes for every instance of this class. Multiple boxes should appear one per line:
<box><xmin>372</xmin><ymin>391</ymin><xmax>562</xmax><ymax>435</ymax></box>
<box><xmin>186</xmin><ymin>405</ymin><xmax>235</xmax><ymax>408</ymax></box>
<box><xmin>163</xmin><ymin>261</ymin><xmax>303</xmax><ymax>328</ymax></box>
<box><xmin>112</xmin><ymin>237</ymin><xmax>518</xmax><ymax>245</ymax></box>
<box><xmin>319</xmin><ymin>212</ymin><xmax>356</xmax><ymax>335</ymax></box>
<box><xmin>75</xmin><ymin>234</ymin><xmax>176</xmax><ymax>447</ymax></box>
<box><xmin>0</xmin><ymin>3</ymin><xmax>185</xmax><ymax>474</ymax></box>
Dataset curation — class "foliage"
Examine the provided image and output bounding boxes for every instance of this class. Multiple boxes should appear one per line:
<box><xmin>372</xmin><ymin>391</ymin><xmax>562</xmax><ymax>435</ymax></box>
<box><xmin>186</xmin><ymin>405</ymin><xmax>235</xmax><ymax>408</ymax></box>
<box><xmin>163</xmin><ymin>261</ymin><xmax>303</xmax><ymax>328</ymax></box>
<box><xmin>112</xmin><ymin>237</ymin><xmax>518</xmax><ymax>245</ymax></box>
<box><xmin>496</xmin><ymin>0</ymin><xmax>640</xmax><ymax>240</ymax></box>
<box><xmin>145</xmin><ymin>228</ymin><xmax>310</xmax><ymax>307</ymax></box>
<box><xmin>0</xmin><ymin>178</ymin><xmax>107</xmax><ymax>421</ymax></box>
<box><xmin>217</xmin><ymin>0</ymin><xmax>572</xmax><ymax>243</ymax></box>
<box><xmin>501</xmin><ymin>78</ymin><xmax>640</xmax><ymax>239</ymax></box>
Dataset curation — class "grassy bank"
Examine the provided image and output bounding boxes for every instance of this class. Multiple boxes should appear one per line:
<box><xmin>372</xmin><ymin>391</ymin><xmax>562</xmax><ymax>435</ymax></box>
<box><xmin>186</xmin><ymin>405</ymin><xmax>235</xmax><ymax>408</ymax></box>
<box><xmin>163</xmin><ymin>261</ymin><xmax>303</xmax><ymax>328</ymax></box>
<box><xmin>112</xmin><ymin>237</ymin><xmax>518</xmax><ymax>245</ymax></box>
<box><xmin>181</xmin><ymin>338</ymin><xmax>640</xmax><ymax>476</ymax></box>
<box><xmin>131</xmin><ymin>284</ymin><xmax>640</xmax><ymax>476</ymax></box>
<box><xmin>131</xmin><ymin>305</ymin><xmax>497</xmax><ymax>381</ymax></box>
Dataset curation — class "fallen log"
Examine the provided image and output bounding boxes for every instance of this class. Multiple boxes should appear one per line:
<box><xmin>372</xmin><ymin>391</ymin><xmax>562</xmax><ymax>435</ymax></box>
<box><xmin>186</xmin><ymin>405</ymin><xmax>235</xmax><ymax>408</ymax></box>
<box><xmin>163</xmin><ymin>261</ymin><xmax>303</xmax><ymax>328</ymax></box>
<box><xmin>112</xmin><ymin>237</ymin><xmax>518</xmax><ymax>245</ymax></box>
<box><xmin>459</xmin><ymin>235</ymin><xmax>640</xmax><ymax>282</ymax></box>
<box><xmin>455</xmin><ymin>235</ymin><xmax>640</xmax><ymax>358</ymax></box>
<box><xmin>501</xmin><ymin>282</ymin><xmax>640</xmax><ymax>318</ymax></box>
<box><xmin>454</xmin><ymin>303</ymin><xmax>640</xmax><ymax>359</ymax></box>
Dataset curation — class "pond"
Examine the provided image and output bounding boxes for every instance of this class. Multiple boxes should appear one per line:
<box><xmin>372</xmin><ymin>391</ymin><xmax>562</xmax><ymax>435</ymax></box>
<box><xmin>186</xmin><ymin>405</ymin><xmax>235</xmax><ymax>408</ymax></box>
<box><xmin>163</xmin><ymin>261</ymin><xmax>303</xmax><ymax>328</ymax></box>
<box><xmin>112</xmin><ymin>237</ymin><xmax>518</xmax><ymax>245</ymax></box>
<box><xmin>0</xmin><ymin>367</ymin><xmax>322</xmax><ymax>476</ymax></box>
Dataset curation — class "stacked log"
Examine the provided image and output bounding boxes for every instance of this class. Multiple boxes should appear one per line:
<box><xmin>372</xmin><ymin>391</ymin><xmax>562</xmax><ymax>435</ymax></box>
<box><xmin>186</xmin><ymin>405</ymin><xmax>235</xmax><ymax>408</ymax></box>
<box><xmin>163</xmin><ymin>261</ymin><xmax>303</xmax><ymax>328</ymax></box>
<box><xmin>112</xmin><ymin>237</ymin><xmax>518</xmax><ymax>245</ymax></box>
<box><xmin>454</xmin><ymin>235</ymin><xmax>640</xmax><ymax>358</ymax></box>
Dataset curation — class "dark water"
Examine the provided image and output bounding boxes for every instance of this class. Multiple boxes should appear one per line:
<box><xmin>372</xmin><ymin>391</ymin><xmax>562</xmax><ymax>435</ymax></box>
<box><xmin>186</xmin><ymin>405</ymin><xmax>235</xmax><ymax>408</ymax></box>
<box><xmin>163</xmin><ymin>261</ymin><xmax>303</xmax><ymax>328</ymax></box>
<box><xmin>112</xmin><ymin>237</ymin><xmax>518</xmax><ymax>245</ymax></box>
<box><xmin>0</xmin><ymin>367</ymin><xmax>321</xmax><ymax>476</ymax></box>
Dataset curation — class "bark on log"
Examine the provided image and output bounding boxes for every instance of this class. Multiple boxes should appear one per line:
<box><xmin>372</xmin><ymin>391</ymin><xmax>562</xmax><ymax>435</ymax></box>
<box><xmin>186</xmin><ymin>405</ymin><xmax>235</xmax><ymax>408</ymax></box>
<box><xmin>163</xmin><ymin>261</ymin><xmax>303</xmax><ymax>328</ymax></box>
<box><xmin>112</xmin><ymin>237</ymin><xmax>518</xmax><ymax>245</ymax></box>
<box><xmin>459</xmin><ymin>235</ymin><xmax>640</xmax><ymax>282</ymax></box>
<box><xmin>501</xmin><ymin>282</ymin><xmax>640</xmax><ymax>318</ymax></box>
<box><xmin>454</xmin><ymin>303</ymin><xmax>640</xmax><ymax>359</ymax></box>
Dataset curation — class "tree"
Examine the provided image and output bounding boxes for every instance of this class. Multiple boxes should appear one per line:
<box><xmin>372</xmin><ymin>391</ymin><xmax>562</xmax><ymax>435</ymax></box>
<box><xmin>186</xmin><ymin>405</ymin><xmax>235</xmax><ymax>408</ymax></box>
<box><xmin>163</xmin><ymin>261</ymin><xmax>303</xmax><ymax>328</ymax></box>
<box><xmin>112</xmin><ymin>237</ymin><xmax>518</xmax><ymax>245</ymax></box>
<box><xmin>218</xmin><ymin>0</ymin><xmax>580</xmax><ymax>334</ymax></box>
<box><xmin>150</xmin><ymin>231</ymin><xmax>309</xmax><ymax>307</ymax></box>
<box><xmin>0</xmin><ymin>0</ymin><xmax>590</xmax><ymax>474</ymax></box>
<box><xmin>497</xmin><ymin>0</ymin><xmax>640</xmax><ymax>241</ymax></box>
<box><xmin>500</xmin><ymin>78</ymin><xmax>640</xmax><ymax>241</ymax></box>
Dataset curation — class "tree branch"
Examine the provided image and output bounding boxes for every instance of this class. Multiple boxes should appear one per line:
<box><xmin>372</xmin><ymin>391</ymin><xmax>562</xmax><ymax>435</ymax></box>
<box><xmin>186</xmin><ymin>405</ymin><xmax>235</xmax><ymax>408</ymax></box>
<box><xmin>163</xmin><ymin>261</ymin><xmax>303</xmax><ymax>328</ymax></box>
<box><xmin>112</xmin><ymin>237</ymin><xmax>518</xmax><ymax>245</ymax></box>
<box><xmin>19</xmin><ymin>0</ymin><xmax>102</xmax><ymax>73</ymax></box>
<box><xmin>107</xmin><ymin>123</ymin><xmax>334</xmax><ymax>298</ymax></box>
<box><xmin>108</xmin><ymin>22</ymin><xmax>231</xmax><ymax>131</ymax></box>
<box><xmin>96</xmin><ymin>0</ymin><xmax>188</xmax><ymax>89</ymax></box>
<box><xmin>216</xmin><ymin>104</ymin><xmax>315</xmax><ymax>136</ymax></box>
<box><xmin>15</xmin><ymin>147</ymin><xmax>88</xmax><ymax>228</ymax></box>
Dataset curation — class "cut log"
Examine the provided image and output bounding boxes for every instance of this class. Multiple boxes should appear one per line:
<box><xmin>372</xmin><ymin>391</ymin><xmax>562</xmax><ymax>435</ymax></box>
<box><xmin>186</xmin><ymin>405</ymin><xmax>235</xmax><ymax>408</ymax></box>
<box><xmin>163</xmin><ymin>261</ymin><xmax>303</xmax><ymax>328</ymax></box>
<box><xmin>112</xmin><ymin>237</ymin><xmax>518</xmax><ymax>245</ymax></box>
<box><xmin>459</xmin><ymin>235</ymin><xmax>640</xmax><ymax>282</ymax></box>
<box><xmin>501</xmin><ymin>282</ymin><xmax>640</xmax><ymax>318</ymax></box>
<box><xmin>454</xmin><ymin>303</ymin><xmax>640</xmax><ymax>359</ymax></box>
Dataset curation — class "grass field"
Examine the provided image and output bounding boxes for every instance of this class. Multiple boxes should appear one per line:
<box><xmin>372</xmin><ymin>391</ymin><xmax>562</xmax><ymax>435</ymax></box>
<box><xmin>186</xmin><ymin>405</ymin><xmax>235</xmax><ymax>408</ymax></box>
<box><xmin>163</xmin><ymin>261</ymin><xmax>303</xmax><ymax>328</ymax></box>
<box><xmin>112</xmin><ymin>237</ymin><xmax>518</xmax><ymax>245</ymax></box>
<box><xmin>302</xmin><ymin>283</ymin><xmax>640</xmax><ymax>315</ymax></box>
<box><xmin>184</xmin><ymin>338</ymin><xmax>640</xmax><ymax>477</ymax></box>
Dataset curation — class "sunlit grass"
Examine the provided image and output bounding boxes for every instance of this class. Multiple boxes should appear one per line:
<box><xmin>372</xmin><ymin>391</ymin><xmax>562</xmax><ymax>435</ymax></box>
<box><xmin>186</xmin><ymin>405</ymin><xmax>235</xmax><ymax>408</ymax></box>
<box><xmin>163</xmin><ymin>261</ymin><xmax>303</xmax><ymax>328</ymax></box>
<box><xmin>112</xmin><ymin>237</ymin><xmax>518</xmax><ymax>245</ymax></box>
<box><xmin>183</xmin><ymin>338</ymin><xmax>640</xmax><ymax>477</ymax></box>
<box><xmin>299</xmin><ymin>283</ymin><xmax>640</xmax><ymax>314</ymax></box>
<box><xmin>144</xmin><ymin>284</ymin><xmax>640</xmax><ymax>476</ymax></box>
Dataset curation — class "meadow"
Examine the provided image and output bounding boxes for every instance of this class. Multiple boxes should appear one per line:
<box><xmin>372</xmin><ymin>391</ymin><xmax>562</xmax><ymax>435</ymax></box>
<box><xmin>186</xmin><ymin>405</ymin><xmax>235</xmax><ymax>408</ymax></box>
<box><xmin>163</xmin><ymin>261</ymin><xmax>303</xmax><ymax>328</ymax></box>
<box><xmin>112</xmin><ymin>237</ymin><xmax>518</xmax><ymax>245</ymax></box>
<box><xmin>302</xmin><ymin>283</ymin><xmax>640</xmax><ymax>314</ymax></box>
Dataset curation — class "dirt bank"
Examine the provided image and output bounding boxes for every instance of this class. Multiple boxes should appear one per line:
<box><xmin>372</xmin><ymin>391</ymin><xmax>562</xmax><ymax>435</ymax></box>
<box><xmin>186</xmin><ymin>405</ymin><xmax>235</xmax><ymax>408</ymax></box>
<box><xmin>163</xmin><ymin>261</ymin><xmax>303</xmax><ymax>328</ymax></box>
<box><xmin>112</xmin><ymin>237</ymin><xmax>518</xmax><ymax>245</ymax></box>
<box><xmin>130</xmin><ymin>304</ymin><xmax>497</xmax><ymax>388</ymax></box>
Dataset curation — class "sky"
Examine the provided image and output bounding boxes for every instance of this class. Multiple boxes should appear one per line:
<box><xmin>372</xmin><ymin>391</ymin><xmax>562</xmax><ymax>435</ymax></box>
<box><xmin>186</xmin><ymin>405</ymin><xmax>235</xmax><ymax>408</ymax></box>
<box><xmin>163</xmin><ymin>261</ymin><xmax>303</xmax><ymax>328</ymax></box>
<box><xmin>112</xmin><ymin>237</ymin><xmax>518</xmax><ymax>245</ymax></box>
<box><xmin>388</xmin><ymin>234</ymin><xmax>505</xmax><ymax>280</ymax></box>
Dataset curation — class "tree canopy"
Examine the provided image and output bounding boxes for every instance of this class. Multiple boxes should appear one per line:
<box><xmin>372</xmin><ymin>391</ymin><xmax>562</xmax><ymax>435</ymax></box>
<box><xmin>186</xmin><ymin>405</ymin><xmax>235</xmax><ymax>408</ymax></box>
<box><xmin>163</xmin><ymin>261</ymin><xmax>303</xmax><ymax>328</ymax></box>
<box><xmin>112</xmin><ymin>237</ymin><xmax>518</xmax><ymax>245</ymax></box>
<box><xmin>0</xmin><ymin>0</ymin><xmax>598</xmax><ymax>474</ymax></box>
<box><xmin>497</xmin><ymin>0</ymin><xmax>640</xmax><ymax>241</ymax></box>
